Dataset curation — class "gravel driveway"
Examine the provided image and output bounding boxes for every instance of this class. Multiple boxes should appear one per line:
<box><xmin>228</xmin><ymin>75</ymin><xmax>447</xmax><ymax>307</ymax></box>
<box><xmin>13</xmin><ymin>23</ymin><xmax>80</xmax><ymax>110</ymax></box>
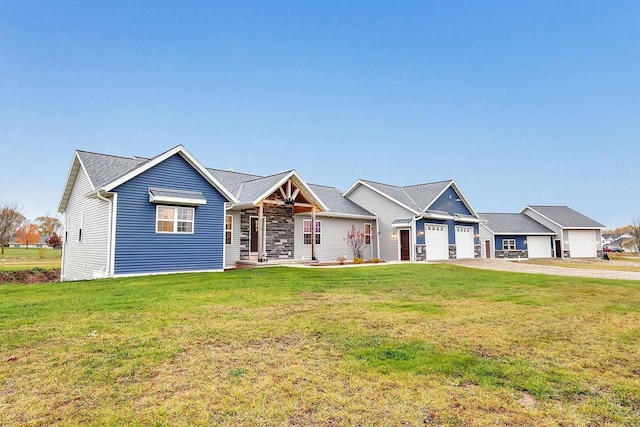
<box><xmin>447</xmin><ymin>259</ymin><xmax>640</xmax><ymax>281</ymax></box>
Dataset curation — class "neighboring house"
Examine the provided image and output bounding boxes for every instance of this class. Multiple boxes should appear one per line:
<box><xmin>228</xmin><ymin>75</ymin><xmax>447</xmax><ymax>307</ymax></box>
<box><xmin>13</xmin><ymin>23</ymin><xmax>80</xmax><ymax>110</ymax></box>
<box><xmin>58</xmin><ymin>146</ymin><xmax>236</xmax><ymax>281</ymax></box>
<box><xmin>206</xmin><ymin>168</ymin><xmax>378</xmax><ymax>268</ymax></box>
<box><xmin>520</xmin><ymin>206</ymin><xmax>605</xmax><ymax>258</ymax></box>
<box><xmin>479</xmin><ymin>213</ymin><xmax>555</xmax><ymax>259</ymax></box>
<box><xmin>8</xmin><ymin>234</ymin><xmax>51</xmax><ymax>249</ymax></box>
<box><xmin>344</xmin><ymin>179</ymin><xmax>482</xmax><ymax>261</ymax></box>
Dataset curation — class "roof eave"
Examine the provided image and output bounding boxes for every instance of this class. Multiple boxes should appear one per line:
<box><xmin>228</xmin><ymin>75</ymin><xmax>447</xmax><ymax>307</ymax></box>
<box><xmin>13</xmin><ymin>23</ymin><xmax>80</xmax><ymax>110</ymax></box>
<box><xmin>345</xmin><ymin>180</ymin><xmax>421</xmax><ymax>215</ymax></box>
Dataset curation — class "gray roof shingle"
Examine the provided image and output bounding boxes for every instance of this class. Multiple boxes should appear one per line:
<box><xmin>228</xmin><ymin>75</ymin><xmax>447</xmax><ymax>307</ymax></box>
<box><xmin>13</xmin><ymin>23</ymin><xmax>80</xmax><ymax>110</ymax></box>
<box><xmin>480</xmin><ymin>213</ymin><xmax>555</xmax><ymax>234</ymax></box>
<box><xmin>402</xmin><ymin>180</ymin><xmax>452</xmax><ymax>211</ymax></box>
<box><xmin>309</xmin><ymin>184</ymin><xmax>374</xmax><ymax>217</ymax></box>
<box><xmin>526</xmin><ymin>206</ymin><xmax>606</xmax><ymax>228</ymax></box>
<box><xmin>76</xmin><ymin>150</ymin><xmax>371</xmax><ymax>217</ymax></box>
<box><xmin>78</xmin><ymin>150</ymin><xmax>149</xmax><ymax>188</ymax></box>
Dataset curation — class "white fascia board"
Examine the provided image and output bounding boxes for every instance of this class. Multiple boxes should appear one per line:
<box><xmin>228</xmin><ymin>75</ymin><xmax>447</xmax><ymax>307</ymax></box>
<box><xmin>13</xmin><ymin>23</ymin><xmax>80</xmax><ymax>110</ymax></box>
<box><xmin>345</xmin><ymin>180</ymin><xmax>421</xmax><ymax>215</ymax></box>
<box><xmin>424</xmin><ymin>181</ymin><xmax>479</xmax><ymax>218</ymax></box>
<box><xmin>58</xmin><ymin>152</ymin><xmax>94</xmax><ymax>213</ymax></box>
<box><xmin>101</xmin><ymin>145</ymin><xmax>238</xmax><ymax>204</ymax></box>
<box><xmin>251</xmin><ymin>170</ymin><xmax>329</xmax><ymax>212</ymax></box>
<box><xmin>149</xmin><ymin>195</ymin><xmax>207</xmax><ymax>206</ymax></box>
<box><xmin>343</xmin><ymin>180</ymin><xmax>365</xmax><ymax>197</ymax></box>
<box><xmin>423</xmin><ymin>212</ymin><xmax>454</xmax><ymax>220</ymax></box>
<box><xmin>480</xmin><ymin>223</ymin><xmax>496</xmax><ymax>235</ymax></box>
<box><xmin>520</xmin><ymin>206</ymin><xmax>564</xmax><ymax>229</ymax></box>
<box><xmin>314</xmin><ymin>212</ymin><xmax>377</xmax><ymax>220</ymax></box>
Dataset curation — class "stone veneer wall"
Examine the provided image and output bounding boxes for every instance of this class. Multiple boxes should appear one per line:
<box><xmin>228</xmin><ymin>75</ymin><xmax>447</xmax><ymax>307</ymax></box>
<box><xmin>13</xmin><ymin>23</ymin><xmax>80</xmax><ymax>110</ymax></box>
<box><xmin>263</xmin><ymin>204</ymin><xmax>295</xmax><ymax>259</ymax></box>
<box><xmin>415</xmin><ymin>244</ymin><xmax>426</xmax><ymax>261</ymax></box>
<box><xmin>474</xmin><ymin>244</ymin><xmax>482</xmax><ymax>258</ymax></box>
<box><xmin>448</xmin><ymin>244</ymin><xmax>457</xmax><ymax>259</ymax></box>
<box><xmin>495</xmin><ymin>250</ymin><xmax>528</xmax><ymax>259</ymax></box>
<box><xmin>239</xmin><ymin>208</ymin><xmax>258</xmax><ymax>260</ymax></box>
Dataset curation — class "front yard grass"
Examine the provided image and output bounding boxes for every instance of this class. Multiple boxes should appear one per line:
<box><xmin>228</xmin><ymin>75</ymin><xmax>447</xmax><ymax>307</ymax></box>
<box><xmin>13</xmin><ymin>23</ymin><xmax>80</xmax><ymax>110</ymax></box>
<box><xmin>1</xmin><ymin>264</ymin><xmax>639</xmax><ymax>425</ymax></box>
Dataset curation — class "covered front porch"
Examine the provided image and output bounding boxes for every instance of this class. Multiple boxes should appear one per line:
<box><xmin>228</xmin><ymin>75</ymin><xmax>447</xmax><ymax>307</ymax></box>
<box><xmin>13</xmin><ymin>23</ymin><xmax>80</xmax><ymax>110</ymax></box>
<box><xmin>230</xmin><ymin>173</ymin><xmax>326</xmax><ymax>266</ymax></box>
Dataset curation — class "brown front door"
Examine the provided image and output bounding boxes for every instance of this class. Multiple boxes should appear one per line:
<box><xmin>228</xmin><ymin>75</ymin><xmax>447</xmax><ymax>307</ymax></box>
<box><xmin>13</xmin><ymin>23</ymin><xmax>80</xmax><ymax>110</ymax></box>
<box><xmin>555</xmin><ymin>239</ymin><xmax>562</xmax><ymax>258</ymax></box>
<box><xmin>250</xmin><ymin>217</ymin><xmax>259</xmax><ymax>253</ymax></box>
<box><xmin>485</xmin><ymin>240</ymin><xmax>491</xmax><ymax>258</ymax></box>
<box><xmin>400</xmin><ymin>229</ymin><xmax>410</xmax><ymax>261</ymax></box>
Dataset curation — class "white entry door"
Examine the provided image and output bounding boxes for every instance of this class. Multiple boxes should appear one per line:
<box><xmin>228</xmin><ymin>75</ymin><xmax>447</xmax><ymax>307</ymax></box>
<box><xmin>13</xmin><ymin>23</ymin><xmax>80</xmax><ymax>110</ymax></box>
<box><xmin>425</xmin><ymin>224</ymin><xmax>449</xmax><ymax>260</ymax></box>
<box><xmin>455</xmin><ymin>226</ymin><xmax>474</xmax><ymax>259</ymax></box>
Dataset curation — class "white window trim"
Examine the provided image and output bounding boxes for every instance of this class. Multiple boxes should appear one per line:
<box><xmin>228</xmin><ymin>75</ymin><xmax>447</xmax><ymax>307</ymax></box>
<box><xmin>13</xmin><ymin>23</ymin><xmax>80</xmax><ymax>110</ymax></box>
<box><xmin>155</xmin><ymin>205</ymin><xmax>195</xmax><ymax>234</ymax></box>
<box><xmin>503</xmin><ymin>239</ymin><xmax>516</xmax><ymax>251</ymax></box>
<box><xmin>225</xmin><ymin>215</ymin><xmax>233</xmax><ymax>245</ymax></box>
<box><xmin>303</xmin><ymin>219</ymin><xmax>321</xmax><ymax>245</ymax></box>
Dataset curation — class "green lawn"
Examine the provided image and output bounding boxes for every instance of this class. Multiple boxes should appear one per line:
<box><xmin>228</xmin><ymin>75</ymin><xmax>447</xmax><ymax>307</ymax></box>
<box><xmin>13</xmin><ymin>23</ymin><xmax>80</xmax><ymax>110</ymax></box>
<box><xmin>1</xmin><ymin>264</ymin><xmax>639</xmax><ymax>425</ymax></box>
<box><xmin>0</xmin><ymin>247</ymin><xmax>61</xmax><ymax>270</ymax></box>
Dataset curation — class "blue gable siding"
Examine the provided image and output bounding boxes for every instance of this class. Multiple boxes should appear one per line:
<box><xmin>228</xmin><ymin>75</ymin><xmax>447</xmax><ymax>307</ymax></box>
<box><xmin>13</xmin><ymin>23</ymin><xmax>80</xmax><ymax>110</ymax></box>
<box><xmin>495</xmin><ymin>235</ymin><xmax>528</xmax><ymax>251</ymax></box>
<box><xmin>113</xmin><ymin>154</ymin><xmax>227</xmax><ymax>275</ymax></box>
<box><xmin>428</xmin><ymin>187</ymin><xmax>473</xmax><ymax>216</ymax></box>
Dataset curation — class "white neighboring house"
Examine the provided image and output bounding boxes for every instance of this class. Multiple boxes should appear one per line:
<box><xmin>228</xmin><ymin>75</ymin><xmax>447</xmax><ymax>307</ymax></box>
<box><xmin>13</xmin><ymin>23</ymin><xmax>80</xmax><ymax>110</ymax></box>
<box><xmin>521</xmin><ymin>205</ymin><xmax>605</xmax><ymax>258</ymax></box>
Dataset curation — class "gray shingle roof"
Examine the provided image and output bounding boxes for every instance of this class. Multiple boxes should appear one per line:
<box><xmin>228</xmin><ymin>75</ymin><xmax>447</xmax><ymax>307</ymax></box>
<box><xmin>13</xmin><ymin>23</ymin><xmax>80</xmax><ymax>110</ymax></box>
<box><xmin>235</xmin><ymin>171</ymin><xmax>292</xmax><ymax>203</ymax></box>
<box><xmin>309</xmin><ymin>184</ymin><xmax>374</xmax><ymax>217</ymax></box>
<box><xmin>78</xmin><ymin>150</ymin><xmax>149</xmax><ymax>188</ymax></box>
<box><xmin>480</xmin><ymin>213</ymin><xmax>555</xmax><ymax>234</ymax></box>
<box><xmin>526</xmin><ymin>206</ymin><xmax>606</xmax><ymax>228</ymax></box>
<box><xmin>360</xmin><ymin>180</ymin><xmax>421</xmax><ymax>211</ymax></box>
<box><xmin>76</xmin><ymin>149</ymin><xmax>371</xmax><ymax>217</ymax></box>
<box><xmin>403</xmin><ymin>180</ymin><xmax>452</xmax><ymax>211</ymax></box>
<box><xmin>207</xmin><ymin>168</ymin><xmax>263</xmax><ymax>196</ymax></box>
<box><xmin>360</xmin><ymin>179</ymin><xmax>458</xmax><ymax>213</ymax></box>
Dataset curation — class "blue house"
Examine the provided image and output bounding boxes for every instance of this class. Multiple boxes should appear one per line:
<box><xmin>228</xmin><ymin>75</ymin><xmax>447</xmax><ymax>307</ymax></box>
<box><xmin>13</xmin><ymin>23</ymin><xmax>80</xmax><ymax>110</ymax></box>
<box><xmin>58</xmin><ymin>145</ymin><xmax>236</xmax><ymax>280</ymax></box>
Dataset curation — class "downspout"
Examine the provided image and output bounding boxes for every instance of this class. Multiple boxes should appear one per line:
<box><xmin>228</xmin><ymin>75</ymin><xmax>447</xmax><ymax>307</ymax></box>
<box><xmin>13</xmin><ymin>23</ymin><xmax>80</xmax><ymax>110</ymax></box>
<box><xmin>95</xmin><ymin>190</ymin><xmax>113</xmax><ymax>277</ymax></box>
<box><xmin>376</xmin><ymin>217</ymin><xmax>380</xmax><ymax>260</ymax></box>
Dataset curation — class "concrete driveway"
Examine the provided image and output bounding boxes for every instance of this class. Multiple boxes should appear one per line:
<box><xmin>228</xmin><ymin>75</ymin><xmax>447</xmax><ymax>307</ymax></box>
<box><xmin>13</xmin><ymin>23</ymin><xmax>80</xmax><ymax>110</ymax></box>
<box><xmin>447</xmin><ymin>259</ymin><xmax>640</xmax><ymax>281</ymax></box>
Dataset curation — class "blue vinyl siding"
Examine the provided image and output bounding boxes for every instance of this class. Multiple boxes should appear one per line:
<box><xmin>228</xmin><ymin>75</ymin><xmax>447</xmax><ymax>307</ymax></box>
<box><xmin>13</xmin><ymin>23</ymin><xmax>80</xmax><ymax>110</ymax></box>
<box><xmin>429</xmin><ymin>187</ymin><xmax>473</xmax><ymax>216</ymax></box>
<box><xmin>495</xmin><ymin>235</ymin><xmax>528</xmax><ymax>250</ymax></box>
<box><xmin>113</xmin><ymin>154</ymin><xmax>227</xmax><ymax>275</ymax></box>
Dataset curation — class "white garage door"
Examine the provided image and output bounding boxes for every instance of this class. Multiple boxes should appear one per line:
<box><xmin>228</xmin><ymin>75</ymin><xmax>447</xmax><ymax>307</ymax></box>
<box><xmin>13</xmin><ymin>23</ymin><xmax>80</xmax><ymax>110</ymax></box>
<box><xmin>455</xmin><ymin>226</ymin><xmax>475</xmax><ymax>259</ymax></box>
<box><xmin>527</xmin><ymin>236</ymin><xmax>551</xmax><ymax>258</ymax></box>
<box><xmin>568</xmin><ymin>230</ymin><xmax>597</xmax><ymax>258</ymax></box>
<box><xmin>425</xmin><ymin>224</ymin><xmax>449</xmax><ymax>260</ymax></box>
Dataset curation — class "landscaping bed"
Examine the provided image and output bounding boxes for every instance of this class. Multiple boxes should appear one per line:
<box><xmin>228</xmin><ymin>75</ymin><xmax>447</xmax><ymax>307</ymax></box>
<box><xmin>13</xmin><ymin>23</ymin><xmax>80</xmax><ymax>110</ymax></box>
<box><xmin>0</xmin><ymin>268</ymin><xmax>60</xmax><ymax>284</ymax></box>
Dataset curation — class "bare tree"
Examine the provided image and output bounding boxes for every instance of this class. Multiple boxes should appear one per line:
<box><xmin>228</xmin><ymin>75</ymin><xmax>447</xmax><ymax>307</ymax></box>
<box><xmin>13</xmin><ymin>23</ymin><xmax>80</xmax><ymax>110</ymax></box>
<box><xmin>630</xmin><ymin>215</ymin><xmax>640</xmax><ymax>253</ymax></box>
<box><xmin>35</xmin><ymin>215</ymin><xmax>63</xmax><ymax>237</ymax></box>
<box><xmin>0</xmin><ymin>204</ymin><xmax>26</xmax><ymax>254</ymax></box>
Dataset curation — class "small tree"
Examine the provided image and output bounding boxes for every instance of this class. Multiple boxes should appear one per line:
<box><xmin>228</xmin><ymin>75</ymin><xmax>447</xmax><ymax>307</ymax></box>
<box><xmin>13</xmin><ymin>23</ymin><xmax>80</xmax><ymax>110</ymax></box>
<box><xmin>46</xmin><ymin>233</ymin><xmax>63</xmax><ymax>250</ymax></box>
<box><xmin>15</xmin><ymin>223</ymin><xmax>40</xmax><ymax>250</ymax></box>
<box><xmin>0</xmin><ymin>204</ymin><xmax>25</xmax><ymax>254</ymax></box>
<box><xmin>344</xmin><ymin>225</ymin><xmax>379</xmax><ymax>260</ymax></box>
<box><xmin>631</xmin><ymin>215</ymin><xmax>640</xmax><ymax>253</ymax></box>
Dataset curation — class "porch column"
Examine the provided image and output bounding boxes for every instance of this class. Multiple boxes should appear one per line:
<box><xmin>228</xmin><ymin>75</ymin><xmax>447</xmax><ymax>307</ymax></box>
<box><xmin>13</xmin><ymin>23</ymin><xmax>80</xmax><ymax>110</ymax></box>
<box><xmin>258</xmin><ymin>204</ymin><xmax>265</xmax><ymax>262</ymax></box>
<box><xmin>311</xmin><ymin>208</ymin><xmax>317</xmax><ymax>261</ymax></box>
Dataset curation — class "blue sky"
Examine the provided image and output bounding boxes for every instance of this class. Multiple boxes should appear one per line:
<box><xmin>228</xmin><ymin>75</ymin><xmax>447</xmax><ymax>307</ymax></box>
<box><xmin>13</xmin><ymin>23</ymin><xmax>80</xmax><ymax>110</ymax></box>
<box><xmin>1</xmin><ymin>1</ymin><xmax>638</xmax><ymax>228</ymax></box>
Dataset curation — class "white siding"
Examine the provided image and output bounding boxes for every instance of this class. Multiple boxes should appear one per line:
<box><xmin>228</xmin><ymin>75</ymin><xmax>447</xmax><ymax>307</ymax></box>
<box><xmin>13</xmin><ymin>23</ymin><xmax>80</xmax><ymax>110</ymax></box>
<box><xmin>346</xmin><ymin>185</ymin><xmax>415</xmax><ymax>261</ymax></box>
<box><xmin>224</xmin><ymin>210</ymin><xmax>242</xmax><ymax>268</ymax></box>
<box><xmin>61</xmin><ymin>167</ymin><xmax>110</xmax><ymax>281</ymax></box>
<box><xmin>294</xmin><ymin>215</ymin><xmax>377</xmax><ymax>261</ymax></box>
